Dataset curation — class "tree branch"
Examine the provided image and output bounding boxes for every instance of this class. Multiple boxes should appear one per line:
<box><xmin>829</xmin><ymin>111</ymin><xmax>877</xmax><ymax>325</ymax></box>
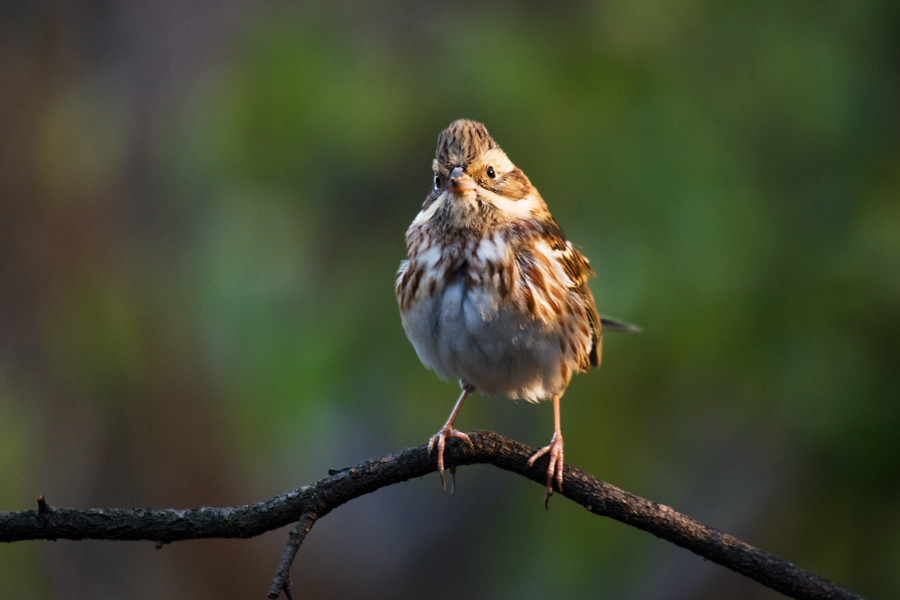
<box><xmin>268</xmin><ymin>510</ymin><xmax>319</xmax><ymax>599</ymax></box>
<box><xmin>0</xmin><ymin>430</ymin><xmax>863</xmax><ymax>600</ymax></box>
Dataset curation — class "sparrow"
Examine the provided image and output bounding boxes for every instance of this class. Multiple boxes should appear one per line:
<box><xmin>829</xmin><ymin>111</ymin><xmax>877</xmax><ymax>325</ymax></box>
<box><xmin>396</xmin><ymin>119</ymin><xmax>635</xmax><ymax>501</ymax></box>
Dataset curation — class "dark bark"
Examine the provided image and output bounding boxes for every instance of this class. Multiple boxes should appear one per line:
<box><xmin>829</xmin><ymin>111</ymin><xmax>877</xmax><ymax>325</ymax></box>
<box><xmin>0</xmin><ymin>430</ymin><xmax>863</xmax><ymax>600</ymax></box>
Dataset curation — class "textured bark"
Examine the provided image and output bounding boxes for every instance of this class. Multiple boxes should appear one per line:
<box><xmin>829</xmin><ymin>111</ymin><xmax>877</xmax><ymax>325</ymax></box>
<box><xmin>0</xmin><ymin>430</ymin><xmax>863</xmax><ymax>600</ymax></box>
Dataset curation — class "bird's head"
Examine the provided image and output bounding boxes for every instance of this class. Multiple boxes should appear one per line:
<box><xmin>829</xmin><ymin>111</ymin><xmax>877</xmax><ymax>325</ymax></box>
<box><xmin>415</xmin><ymin>119</ymin><xmax>549</xmax><ymax>232</ymax></box>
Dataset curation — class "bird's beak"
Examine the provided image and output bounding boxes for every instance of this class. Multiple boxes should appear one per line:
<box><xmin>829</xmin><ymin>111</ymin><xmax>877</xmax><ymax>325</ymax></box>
<box><xmin>449</xmin><ymin>166</ymin><xmax>476</xmax><ymax>194</ymax></box>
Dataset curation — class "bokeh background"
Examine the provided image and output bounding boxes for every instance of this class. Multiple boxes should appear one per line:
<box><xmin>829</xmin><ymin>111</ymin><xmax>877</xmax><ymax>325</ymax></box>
<box><xmin>1</xmin><ymin>1</ymin><xmax>898</xmax><ymax>598</ymax></box>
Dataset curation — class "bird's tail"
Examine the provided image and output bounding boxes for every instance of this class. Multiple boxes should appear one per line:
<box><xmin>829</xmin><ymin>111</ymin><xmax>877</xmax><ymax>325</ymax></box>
<box><xmin>600</xmin><ymin>316</ymin><xmax>641</xmax><ymax>334</ymax></box>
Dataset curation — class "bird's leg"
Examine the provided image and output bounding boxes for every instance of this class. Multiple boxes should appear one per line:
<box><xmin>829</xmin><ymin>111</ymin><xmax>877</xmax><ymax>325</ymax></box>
<box><xmin>428</xmin><ymin>384</ymin><xmax>476</xmax><ymax>491</ymax></box>
<box><xmin>527</xmin><ymin>393</ymin><xmax>565</xmax><ymax>506</ymax></box>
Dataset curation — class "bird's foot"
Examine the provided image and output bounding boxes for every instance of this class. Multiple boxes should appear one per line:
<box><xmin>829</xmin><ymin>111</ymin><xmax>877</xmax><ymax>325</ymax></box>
<box><xmin>527</xmin><ymin>432</ymin><xmax>564</xmax><ymax>508</ymax></box>
<box><xmin>428</xmin><ymin>427</ymin><xmax>474</xmax><ymax>492</ymax></box>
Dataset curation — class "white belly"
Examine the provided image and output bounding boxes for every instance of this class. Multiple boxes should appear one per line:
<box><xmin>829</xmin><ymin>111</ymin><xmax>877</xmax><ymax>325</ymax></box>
<box><xmin>401</xmin><ymin>277</ymin><xmax>571</xmax><ymax>401</ymax></box>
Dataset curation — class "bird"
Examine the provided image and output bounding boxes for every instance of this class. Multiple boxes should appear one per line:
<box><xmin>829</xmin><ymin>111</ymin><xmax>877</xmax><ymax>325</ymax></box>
<box><xmin>396</xmin><ymin>119</ymin><xmax>635</xmax><ymax>502</ymax></box>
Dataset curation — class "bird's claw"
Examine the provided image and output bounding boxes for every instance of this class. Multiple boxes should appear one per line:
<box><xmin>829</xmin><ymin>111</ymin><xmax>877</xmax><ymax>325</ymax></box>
<box><xmin>527</xmin><ymin>432</ymin><xmax>564</xmax><ymax>507</ymax></box>
<box><xmin>428</xmin><ymin>428</ymin><xmax>474</xmax><ymax>491</ymax></box>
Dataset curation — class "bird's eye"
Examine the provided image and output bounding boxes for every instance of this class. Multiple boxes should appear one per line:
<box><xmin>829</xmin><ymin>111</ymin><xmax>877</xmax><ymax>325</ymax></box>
<box><xmin>487</xmin><ymin>166</ymin><xmax>496</xmax><ymax>179</ymax></box>
<box><xmin>433</xmin><ymin>174</ymin><xmax>440</xmax><ymax>189</ymax></box>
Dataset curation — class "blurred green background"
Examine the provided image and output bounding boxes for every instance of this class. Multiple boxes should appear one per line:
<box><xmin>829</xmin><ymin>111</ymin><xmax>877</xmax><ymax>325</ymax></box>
<box><xmin>1</xmin><ymin>1</ymin><xmax>898</xmax><ymax>598</ymax></box>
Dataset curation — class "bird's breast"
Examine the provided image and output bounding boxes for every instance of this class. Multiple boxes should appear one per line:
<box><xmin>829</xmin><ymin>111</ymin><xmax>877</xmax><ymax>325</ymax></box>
<box><xmin>397</xmin><ymin>227</ymin><xmax>583</xmax><ymax>400</ymax></box>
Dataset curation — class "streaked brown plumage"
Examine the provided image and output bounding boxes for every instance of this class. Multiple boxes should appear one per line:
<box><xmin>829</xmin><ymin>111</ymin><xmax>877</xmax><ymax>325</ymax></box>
<box><xmin>396</xmin><ymin>119</ymin><xmax>633</xmax><ymax>500</ymax></box>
